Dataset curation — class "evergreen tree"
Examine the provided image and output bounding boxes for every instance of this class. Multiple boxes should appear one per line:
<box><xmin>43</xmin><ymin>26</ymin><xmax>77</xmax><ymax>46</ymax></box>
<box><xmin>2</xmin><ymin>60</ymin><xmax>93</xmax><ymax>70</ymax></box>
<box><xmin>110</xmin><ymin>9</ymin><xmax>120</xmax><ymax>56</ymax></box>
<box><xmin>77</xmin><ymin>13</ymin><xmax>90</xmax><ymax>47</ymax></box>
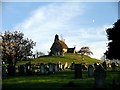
<box><xmin>105</xmin><ymin>19</ymin><xmax>120</xmax><ymax>60</ymax></box>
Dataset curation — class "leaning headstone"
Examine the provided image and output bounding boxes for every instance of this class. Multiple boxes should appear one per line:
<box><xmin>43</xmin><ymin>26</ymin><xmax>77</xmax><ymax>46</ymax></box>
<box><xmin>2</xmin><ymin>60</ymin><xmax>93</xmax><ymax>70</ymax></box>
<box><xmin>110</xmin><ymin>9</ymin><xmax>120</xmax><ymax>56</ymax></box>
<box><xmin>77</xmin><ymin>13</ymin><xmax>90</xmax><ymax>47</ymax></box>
<box><xmin>102</xmin><ymin>61</ymin><xmax>107</xmax><ymax>70</ymax></box>
<box><xmin>94</xmin><ymin>64</ymin><xmax>106</xmax><ymax>88</ymax></box>
<box><xmin>88</xmin><ymin>64</ymin><xmax>94</xmax><ymax>77</ymax></box>
<box><xmin>40</xmin><ymin>63</ymin><xmax>45</xmax><ymax>75</ymax></box>
<box><xmin>111</xmin><ymin>62</ymin><xmax>116</xmax><ymax>71</ymax></box>
<box><xmin>74</xmin><ymin>64</ymin><xmax>82</xmax><ymax>79</ymax></box>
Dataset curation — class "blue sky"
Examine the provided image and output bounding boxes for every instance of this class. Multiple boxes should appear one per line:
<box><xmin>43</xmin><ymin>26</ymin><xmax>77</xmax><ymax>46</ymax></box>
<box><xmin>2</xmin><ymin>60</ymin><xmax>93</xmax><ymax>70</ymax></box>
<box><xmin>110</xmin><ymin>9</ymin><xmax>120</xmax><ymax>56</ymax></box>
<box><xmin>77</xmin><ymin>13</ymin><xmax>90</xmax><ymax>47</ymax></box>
<box><xmin>1</xmin><ymin>1</ymin><xmax>118</xmax><ymax>59</ymax></box>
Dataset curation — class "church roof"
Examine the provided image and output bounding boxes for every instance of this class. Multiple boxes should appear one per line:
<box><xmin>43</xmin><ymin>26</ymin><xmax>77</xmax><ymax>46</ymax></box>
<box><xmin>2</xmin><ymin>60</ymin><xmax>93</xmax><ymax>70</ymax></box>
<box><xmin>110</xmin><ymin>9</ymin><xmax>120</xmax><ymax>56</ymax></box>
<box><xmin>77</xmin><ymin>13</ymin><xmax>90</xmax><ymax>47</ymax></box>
<box><xmin>58</xmin><ymin>40</ymin><xmax>68</xmax><ymax>49</ymax></box>
<box><xmin>50</xmin><ymin>40</ymin><xmax>68</xmax><ymax>50</ymax></box>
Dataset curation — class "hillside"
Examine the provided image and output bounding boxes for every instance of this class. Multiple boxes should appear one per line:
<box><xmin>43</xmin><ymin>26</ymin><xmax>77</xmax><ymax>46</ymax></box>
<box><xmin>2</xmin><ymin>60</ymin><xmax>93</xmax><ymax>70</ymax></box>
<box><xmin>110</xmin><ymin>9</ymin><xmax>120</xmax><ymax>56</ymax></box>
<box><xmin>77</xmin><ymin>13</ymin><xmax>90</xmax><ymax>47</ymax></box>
<box><xmin>17</xmin><ymin>53</ymin><xmax>102</xmax><ymax>65</ymax></box>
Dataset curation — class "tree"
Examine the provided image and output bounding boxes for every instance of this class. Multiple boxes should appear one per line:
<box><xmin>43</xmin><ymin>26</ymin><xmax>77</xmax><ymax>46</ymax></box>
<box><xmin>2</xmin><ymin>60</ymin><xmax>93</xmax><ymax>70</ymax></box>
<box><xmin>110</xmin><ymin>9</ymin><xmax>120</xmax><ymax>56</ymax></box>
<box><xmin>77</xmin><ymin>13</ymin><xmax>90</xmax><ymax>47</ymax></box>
<box><xmin>78</xmin><ymin>46</ymin><xmax>93</xmax><ymax>61</ymax></box>
<box><xmin>0</xmin><ymin>31</ymin><xmax>36</xmax><ymax>66</ymax></box>
<box><xmin>105</xmin><ymin>19</ymin><xmax>120</xmax><ymax>60</ymax></box>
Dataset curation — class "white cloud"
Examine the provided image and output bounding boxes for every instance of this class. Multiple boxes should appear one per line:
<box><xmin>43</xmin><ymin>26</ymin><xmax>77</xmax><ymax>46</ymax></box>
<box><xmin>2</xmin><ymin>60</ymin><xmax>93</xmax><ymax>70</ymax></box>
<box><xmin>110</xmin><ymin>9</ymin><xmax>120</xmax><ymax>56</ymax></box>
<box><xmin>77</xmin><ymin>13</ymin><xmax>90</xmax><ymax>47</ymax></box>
<box><xmin>14</xmin><ymin>3</ymin><xmax>85</xmax><ymax>53</ymax></box>
<box><xmin>14</xmin><ymin>2</ymin><xmax>112</xmax><ymax>59</ymax></box>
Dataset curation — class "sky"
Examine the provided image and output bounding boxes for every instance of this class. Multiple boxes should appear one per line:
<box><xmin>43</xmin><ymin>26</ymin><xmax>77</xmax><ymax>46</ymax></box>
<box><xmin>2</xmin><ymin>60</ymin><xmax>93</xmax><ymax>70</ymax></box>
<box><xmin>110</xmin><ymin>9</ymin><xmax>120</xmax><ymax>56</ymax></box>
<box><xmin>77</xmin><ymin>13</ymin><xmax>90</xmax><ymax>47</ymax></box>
<box><xmin>1</xmin><ymin>0</ymin><xmax>118</xmax><ymax>59</ymax></box>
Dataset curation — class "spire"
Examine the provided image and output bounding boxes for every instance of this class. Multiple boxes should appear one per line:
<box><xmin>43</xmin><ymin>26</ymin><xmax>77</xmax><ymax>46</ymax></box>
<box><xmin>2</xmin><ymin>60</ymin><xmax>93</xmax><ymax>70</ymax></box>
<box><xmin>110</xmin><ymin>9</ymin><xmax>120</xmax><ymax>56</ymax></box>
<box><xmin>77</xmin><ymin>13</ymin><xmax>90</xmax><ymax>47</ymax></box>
<box><xmin>54</xmin><ymin>34</ymin><xmax>59</xmax><ymax>42</ymax></box>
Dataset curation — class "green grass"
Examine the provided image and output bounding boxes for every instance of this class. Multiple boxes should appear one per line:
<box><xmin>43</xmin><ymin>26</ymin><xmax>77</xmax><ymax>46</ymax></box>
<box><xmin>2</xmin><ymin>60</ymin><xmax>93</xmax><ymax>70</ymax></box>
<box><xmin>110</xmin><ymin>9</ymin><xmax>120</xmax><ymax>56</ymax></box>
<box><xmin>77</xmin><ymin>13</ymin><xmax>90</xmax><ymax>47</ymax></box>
<box><xmin>2</xmin><ymin>70</ymin><xmax>120</xmax><ymax>90</ymax></box>
<box><xmin>3</xmin><ymin>54</ymin><xmax>120</xmax><ymax>90</ymax></box>
<box><xmin>16</xmin><ymin>53</ymin><xmax>102</xmax><ymax>65</ymax></box>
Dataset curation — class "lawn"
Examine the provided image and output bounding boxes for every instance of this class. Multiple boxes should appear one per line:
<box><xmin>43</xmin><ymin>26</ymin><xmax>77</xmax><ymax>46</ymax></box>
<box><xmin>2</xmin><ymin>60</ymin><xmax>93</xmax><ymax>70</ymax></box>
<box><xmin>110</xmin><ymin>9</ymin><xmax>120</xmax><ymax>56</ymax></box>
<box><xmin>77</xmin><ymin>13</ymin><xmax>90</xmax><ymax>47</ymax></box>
<box><xmin>2</xmin><ymin>69</ymin><xmax>120</xmax><ymax>90</ymax></box>
<box><xmin>16</xmin><ymin>53</ymin><xmax>102</xmax><ymax>66</ymax></box>
<box><xmin>2</xmin><ymin>54</ymin><xmax>120</xmax><ymax>90</ymax></box>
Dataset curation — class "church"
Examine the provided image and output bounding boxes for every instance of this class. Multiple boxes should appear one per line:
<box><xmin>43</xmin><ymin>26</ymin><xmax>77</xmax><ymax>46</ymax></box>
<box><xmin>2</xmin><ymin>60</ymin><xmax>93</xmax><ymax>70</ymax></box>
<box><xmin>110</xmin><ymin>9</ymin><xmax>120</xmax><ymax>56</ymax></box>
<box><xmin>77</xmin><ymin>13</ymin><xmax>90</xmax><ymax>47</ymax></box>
<box><xmin>50</xmin><ymin>34</ymin><xmax>76</xmax><ymax>56</ymax></box>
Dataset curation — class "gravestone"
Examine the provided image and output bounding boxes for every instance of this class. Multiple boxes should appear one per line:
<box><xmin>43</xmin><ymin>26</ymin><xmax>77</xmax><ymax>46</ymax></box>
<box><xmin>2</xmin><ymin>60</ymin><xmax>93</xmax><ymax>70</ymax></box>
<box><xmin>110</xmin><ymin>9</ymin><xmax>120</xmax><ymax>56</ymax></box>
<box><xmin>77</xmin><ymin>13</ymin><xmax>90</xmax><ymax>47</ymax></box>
<box><xmin>71</xmin><ymin>62</ymin><xmax>75</xmax><ymax>70</ymax></box>
<box><xmin>111</xmin><ymin>62</ymin><xmax>116</xmax><ymax>71</ymax></box>
<box><xmin>94</xmin><ymin>63</ymin><xmax>98</xmax><ymax>70</ymax></box>
<box><xmin>58</xmin><ymin>62</ymin><xmax>62</xmax><ymax>71</ymax></box>
<box><xmin>54</xmin><ymin>64</ymin><xmax>58</xmax><ymax>72</ymax></box>
<box><xmin>18</xmin><ymin>64</ymin><xmax>27</xmax><ymax>76</ymax></box>
<box><xmin>56</xmin><ymin>63</ymin><xmax>60</xmax><ymax>71</ymax></box>
<box><xmin>48</xmin><ymin>63</ymin><xmax>54</xmax><ymax>74</ymax></box>
<box><xmin>2</xmin><ymin>66</ymin><xmax>7</xmax><ymax>78</ymax></box>
<box><xmin>31</xmin><ymin>64</ymin><xmax>35</xmax><ymax>75</ymax></box>
<box><xmin>88</xmin><ymin>64</ymin><xmax>94</xmax><ymax>77</ymax></box>
<box><xmin>74</xmin><ymin>64</ymin><xmax>82</xmax><ymax>79</ymax></box>
<box><xmin>82</xmin><ymin>64</ymin><xmax>87</xmax><ymax>70</ymax></box>
<box><xmin>26</xmin><ymin>62</ymin><xmax>32</xmax><ymax>75</ymax></box>
<box><xmin>64</xmin><ymin>62</ymin><xmax>68</xmax><ymax>69</ymax></box>
<box><xmin>7</xmin><ymin>64</ymin><xmax>16</xmax><ymax>76</ymax></box>
<box><xmin>102</xmin><ymin>61</ymin><xmax>107</xmax><ymax>70</ymax></box>
<box><xmin>40</xmin><ymin>63</ymin><xmax>45</xmax><ymax>75</ymax></box>
<box><xmin>94</xmin><ymin>64</ymin><xmax>106</xmax><ymax>88</ymax></box>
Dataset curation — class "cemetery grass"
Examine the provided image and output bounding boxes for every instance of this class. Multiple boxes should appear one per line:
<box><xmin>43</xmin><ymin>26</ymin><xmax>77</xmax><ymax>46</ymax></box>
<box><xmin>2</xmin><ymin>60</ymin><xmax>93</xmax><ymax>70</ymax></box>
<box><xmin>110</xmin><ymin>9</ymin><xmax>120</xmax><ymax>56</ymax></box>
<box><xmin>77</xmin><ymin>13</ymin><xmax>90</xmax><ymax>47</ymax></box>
<box><xmin>16</xmin><ymin>53</ymin><xmax>102</xmax><ymax>65</ymax></box>
<box><xmin>2</xmin><ymin>70</ymin><xmax>120</xmax><ymax>90</ymax></box>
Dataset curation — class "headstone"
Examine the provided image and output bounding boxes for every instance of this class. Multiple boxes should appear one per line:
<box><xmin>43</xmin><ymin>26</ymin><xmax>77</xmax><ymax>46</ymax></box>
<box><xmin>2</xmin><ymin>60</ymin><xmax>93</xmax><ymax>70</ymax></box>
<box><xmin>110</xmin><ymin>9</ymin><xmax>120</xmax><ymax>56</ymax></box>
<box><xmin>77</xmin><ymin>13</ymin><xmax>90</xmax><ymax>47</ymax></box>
<box><xmin>26</xmin><ymin>62</ymin><xmax>32</xmax><ymax>75</ymax></box>
<box><xmin>64</xmin><ymin>62</ymin><xmax>68</xmax><ymax>69</ymax></box>
<box><xmin>111</xmin><ymin>62</ymin><xmax>116</xmax><ymax>71</ymax></box>
<box><xmin>74</xmin><ymin>64</ymin><xmax>82</xmax><ymax>79</ymax></box>
<box><xmin>18</xmin><ymin>64</ymin><xmax>27</xmax><ymax>76</ymax></box>
<box><xmin>82</xmin><ymin>64</ymin><xmax>87</xmax><ymax>70</ymax></box>
<box><xmin>31</xmin><ymin>64</ymin><xmax>35</xmax><ymax>75</ymax></box>
<box><xmin>48</xmin><ymin>63</ymin><xmax>54</xmax><ymax>74</ymax></box>
<box><xmin>54</xmin><ymin>64</ymin><xmax>58</xmax><ymax>72</ymax></box>
<box><xmin>2</xmin><ymin>66</ymin><xmax>7</xmax><ymax>78</ymax></box>
<box><xmin>102</xmin><ymin>61</ymin><xmax>107</xmax><ymax>70</ymax></box>
<box><xmin>7</xmin><ymin>64</ymin><xmax>16</xmax><ymax>76</ymax></box>
<box><xmin>94</xmin><ymin>64</ymin><xmax>106</xmax><ymax>88</ymax></box>
<box><xmin>71</xmin><ymin>62</ymin><xmax>75</xmax><ymax>70</ymax></box>
<box><xmin>59</xmin><ymin>62</ymin><xmax>62</xmax><ymax>71</ymax></box>
<box><xmin>56</xmin><ymin>63</ymin><xmax>60</xmax><ymax>71</ymax></box>
<box><xmin>40</xmin><ymin>63</ymin><xmax>45</xmax><ymax>75</ymax></box>
<box><xmin>94</xmin><ymin>63</ymin><xmax>98</xmax><ymax>69</ymax></box>
<box><xmin>88</xmin><ymin>64</ymin><xmax>94</xmax><ymax>77</ymax></box>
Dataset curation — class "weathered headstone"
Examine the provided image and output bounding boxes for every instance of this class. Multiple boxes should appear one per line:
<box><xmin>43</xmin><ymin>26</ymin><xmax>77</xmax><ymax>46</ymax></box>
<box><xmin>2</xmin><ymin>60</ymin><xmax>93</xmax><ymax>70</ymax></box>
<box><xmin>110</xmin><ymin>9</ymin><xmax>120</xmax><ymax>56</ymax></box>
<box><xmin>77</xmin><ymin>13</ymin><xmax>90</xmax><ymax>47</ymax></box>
<box><xmin>54</xmin><ymin>64</ymin><xmax>58</xmax><ymax>72</ymax></box>
<box><xmin>40</xmin><ymin>63</ymin><xmax>45</xmax><ymax>75</ymax></box>
<box><xmin>74</xmin><ymin>64</ymin><xmax>82</xmax><ymax>79</ymax></box>
<box><xmin>18</xmin><ymin>64</ymin><xmax>27</xmax><ymax>76</ymax></box>
<box><xmin>111</xmin><ymin>62</ymin><xmax>116</xmax><ymax>71</ymax></box>
<box><xmin>94</xmin><ymin>64</ymin><xmax>106</xmax><ymax>88</ymax></box>
<box><xmin>7</xmin><ymin>64</ymin><xmax>16</xmax><ymax>76</ymax></box>
<box><xmin>48</xmin><ymin>63</ymin><xmax>54</xmax><ymax>74</ymax></box>
<box><xmin>88</xmin><ymin>64</ymin><xmax>94</xmax><ymax>77</ymax></box>
<box><xmin>26</xmin><ymin>62</ymin><xmax>32</xmax><ymax>75</ymax></box>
